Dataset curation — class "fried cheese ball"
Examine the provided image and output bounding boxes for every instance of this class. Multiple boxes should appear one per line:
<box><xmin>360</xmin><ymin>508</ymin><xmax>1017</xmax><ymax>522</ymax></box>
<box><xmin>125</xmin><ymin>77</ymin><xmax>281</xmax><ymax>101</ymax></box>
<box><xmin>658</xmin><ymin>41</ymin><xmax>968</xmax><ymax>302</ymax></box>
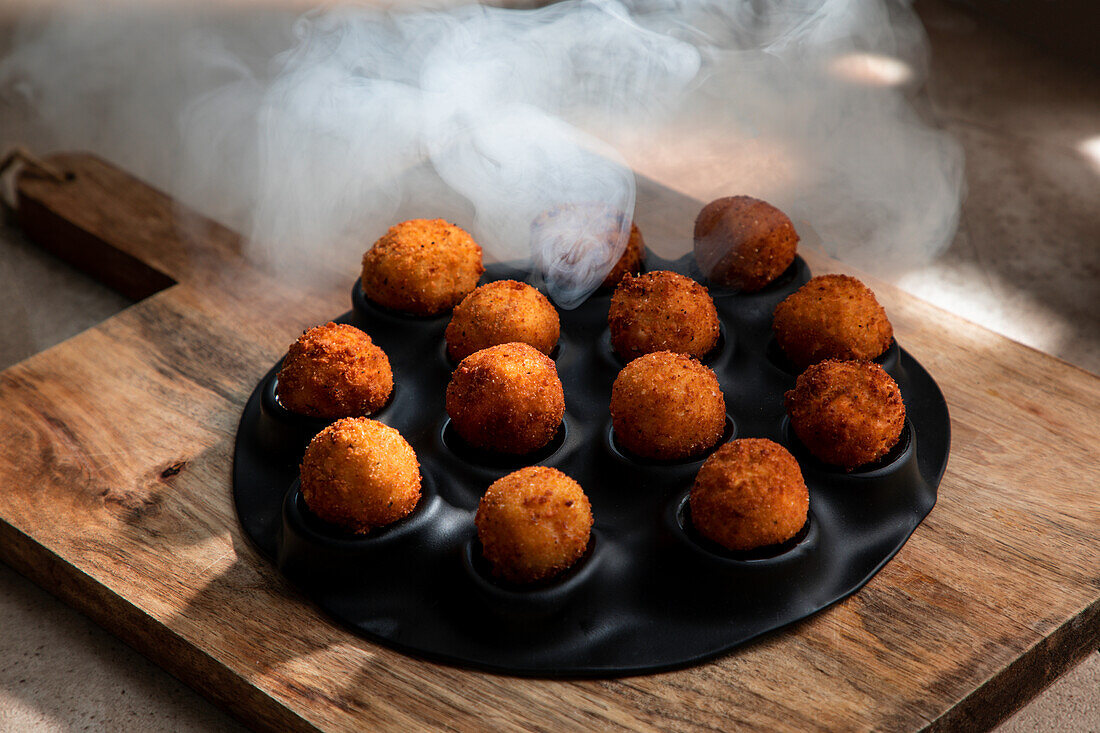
<box><xmin>529</xmin><ymin>204</ymin><xmax>644</xmax><ymax>290</ymax></box>
<box><xmin>772</xmin><ymin>274</ymin><xmax>893</xmax><ymax>370</ymax></box>
<box><xmin>475</xmin><ymin>466</ymin><xmax>593</xmax><ymax>584</ymax></box>
<box><xmin>694</xmin><ymin>196</ymin><xmax>799</xmax><ymax>291</ymax></box>
<box><xmin>300</xmin><ymin>417</ymin><xmax>421</xmax><ymax>534</ymax></box>
<box><xmin>360</xmin><ymin>218</ymin><xmax>484</xmax><ymax>316</ymax></box>
<box><xmin>446</xmin><ymin>342</ymin><xmax>565</xmax><ymax>454</ymax></box>
<box><xmin>691</xmin><ymin>439</ymin><xmax>809</xmax><ymax>551</ymax></box>
<box><xmin>277</xmin><ymin>322</ymin><xmax>393</xmax><ymax>419</ymax></box>
<box><xmin>601</xmin><ymin>222</ymin><xmax>645</xmax><ymax>288</ymax></box>
<box><xmin>608</xmin><ymin>271</ymin><xmax>720</xmax><ymax>361</ymax></box>
<box><xmin>785</xmin><ymin>359</ymin><xmax>905</xmax><ymax>470</ymax></box>
<box><xmin>445</xmin><ymin>280</ymin><xmax>560</xmax><ymax>363</ymax></box>
<box><xmin>610</xmin><ymin>351</ymin><xmax>726</xmax><ymax>461</ymax></box>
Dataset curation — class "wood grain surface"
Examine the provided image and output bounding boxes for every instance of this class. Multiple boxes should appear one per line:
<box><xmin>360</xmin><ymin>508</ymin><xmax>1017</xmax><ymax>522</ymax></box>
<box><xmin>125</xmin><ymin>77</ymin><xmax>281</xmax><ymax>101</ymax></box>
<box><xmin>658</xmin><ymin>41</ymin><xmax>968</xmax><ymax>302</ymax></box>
<box><xmin>1</xmin><ymin>152</ymin><xmax>1097</xmax><ymax>732</ymax></box>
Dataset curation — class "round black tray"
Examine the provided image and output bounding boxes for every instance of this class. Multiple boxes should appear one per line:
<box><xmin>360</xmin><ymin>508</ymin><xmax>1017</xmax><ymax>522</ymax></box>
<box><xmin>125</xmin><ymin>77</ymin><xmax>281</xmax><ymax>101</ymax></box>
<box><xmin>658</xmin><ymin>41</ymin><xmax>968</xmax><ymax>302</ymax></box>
<box><xmin>233</xmin><ymin>252</ymin><xmax>949</xmax><ymax>676</ymax></box>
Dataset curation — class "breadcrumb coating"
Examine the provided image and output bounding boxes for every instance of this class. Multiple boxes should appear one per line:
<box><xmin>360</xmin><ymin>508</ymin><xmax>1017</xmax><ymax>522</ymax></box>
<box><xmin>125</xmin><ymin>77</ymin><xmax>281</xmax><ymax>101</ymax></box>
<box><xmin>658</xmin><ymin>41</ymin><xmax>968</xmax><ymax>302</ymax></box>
<box><xmin>694</xmin><ymin>196</ymin><xmax>798</xmax><ymax>292</ymax></box>
<box><xmin>609</xmin><ymin>271</ymin><xmax>720</xmax><ymax>361</ymax></box>
<box><xmin>277</xmin><ymin>322</ymin><xmax>393</xmax><ymax>419</ymax></box>
<box><xmin>446</xmin><ymin>342</ymin><xmax>565</xmax><ymax>454</ymax></box>
<box><xmin>445</xmin><ymin>280</ymin><xmax>560</xmax><ymax>362</ymax></box>
<box><xmin>360</xmin><ymin>218</ymin><xmax>484</xmax><ymax>316</ymax></box>
<box><xmin>601</xmin><ymin>223</ymin><xmax>646</xmax><ymax>288</ymax></box>
<box><xmin>475</xmin><ymin>466</ymin><xmax>593</xmax><ymax>584</ymax></box>
<box><xmin>785</xmin><ymin>359</ymin><xmax>905</xmax><ymax>469</ymax></box>
<box><xmin>529</xmin><ymin>204</ymin><xmax>644</xmax><ymax>290</ymax></box>
<box><xmin>300</xmin><ymin>417</ymin><xmax>421</xmax><ymax>534</ymax></box>
<box><xmin>773</xmin><ymin>274</ymin><xmax>893</xmax><ymax>370</ymax></box>
<box><xmin>691</xmin><ymin>438</ymin><xmax>809</xmax><ymax>551</ymax></box>
<box><xmin>610</xmin><ymin>351</ymin><xmax>726</xmax><ymax>461</ymax></box>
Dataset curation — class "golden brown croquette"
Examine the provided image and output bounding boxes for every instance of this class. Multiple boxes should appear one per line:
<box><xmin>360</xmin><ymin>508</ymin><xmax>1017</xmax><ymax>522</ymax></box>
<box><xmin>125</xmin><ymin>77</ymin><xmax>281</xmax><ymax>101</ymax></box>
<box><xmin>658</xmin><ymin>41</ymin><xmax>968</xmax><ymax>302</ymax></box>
<box><xmin>445</xmin><ymin>280</ymin><xmax>560</xmax><ymax>363</ymax></box>
<box><xmin>690</xmin><ymin>438</ymin><xmax>809</xmax><ymax>551</ymax></box>
<box><xmin>446</xmin><ymin>342</ymin><xmax>565</xmax><ymax>455</ymax></box>
<box><xmin>277</xmin><ymin>322</ymin><xmax>393</xmax><ymax>419</ymax></box>
<box><xmin>772</xmin><ymin>274</ymin><xmax>893</xmax><ymax>370</ymax></box>
<box><xmin>360</xmin><ymin>219</ymin><xmax>484</xmax><ymax>316</ymax></box>
<box><xmin>475</xmin><ymin>466</ymin><xmax>593</xmax><ymax>584</ymax></box>
<box><xmin>529</xmin><ymin>204</ymin><xmax>644</xmax><ymax>290</ymax></box>
<box><xmin>299</xmin><ymin>417</ymin><xmax>421</xmax><ymax>534</ymax></box>
<box><xmin>601</xmin><ymin>222</ymin><xmax>646</xmax><ymax>288</ymax></box>
<box><xmin>694</xmin><ymin>196</ymin><xmax>799</xmax><ymax>292</ymax></box>
<box><xmin>610</xmin><ymin>351</ymin><xmax>726</xmax><ymax>461</ymax></box>
<box><xmin>608</xmin><ymin>271</ymin><xmax>720</xmax><ymax>361</ymax></box>
<box><xmin>785</xmin><ymin>359</ymin><xmax>905</xmax><ymax>470</ymax></box>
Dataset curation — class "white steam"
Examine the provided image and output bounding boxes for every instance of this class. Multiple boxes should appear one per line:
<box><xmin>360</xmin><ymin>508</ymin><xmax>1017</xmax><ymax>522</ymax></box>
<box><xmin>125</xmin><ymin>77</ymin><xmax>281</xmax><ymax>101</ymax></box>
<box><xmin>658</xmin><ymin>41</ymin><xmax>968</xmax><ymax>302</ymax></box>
<box><xmin>230</xmin><ymin>3</ymin><xmax>696</xmax><ymax>305</ymax></box>
<box><xmin>0</xmin><ymin>0</ymin><xmax>962</xmax><ymax>305</ymax></box>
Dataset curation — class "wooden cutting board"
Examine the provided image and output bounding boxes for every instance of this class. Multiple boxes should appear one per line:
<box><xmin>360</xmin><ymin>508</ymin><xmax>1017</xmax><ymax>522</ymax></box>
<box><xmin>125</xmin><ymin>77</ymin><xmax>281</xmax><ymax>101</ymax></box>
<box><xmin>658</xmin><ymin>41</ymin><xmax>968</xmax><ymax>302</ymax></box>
<box><xmin>2</xmin><ymin>152</ymin><xmax>1097</xmax><ymax>732</ymax></box>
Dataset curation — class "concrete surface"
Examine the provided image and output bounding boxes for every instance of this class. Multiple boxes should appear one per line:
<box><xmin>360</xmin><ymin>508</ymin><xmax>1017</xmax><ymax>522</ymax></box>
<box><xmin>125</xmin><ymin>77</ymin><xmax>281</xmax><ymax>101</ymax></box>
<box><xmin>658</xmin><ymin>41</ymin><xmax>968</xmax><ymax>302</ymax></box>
<box><xmin>0</xmin><ymin>564</ymin><xmax>246</xmax><ymax>733</ymax></box>
<box><xmin>0</xmin><ymin>225</ymin><xmax>248</xmax><ymax>732</ymax></box>
<box><xmin>902</xmin><ymin>0</ymin><xmax>1100</xmax><ymax>375</ymax></box>
<box><xmin>0</xmin><ymin>0</ymin><xmax>1097</xmax><ymax>731</ymax></box>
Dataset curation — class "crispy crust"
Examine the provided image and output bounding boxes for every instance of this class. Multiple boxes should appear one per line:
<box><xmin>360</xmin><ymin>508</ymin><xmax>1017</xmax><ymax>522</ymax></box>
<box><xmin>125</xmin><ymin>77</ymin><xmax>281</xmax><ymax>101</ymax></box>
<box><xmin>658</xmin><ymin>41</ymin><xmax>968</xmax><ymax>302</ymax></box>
<box><xmin>601</xmin><ymin>223</ymin><xmax>646</xmax><ymax>288</ymax></box>
<box><xmin>772</xmin><ymin>274</ymin><xmax>894</xmax><ymax>370</ymax></box>
<box><xmin>276</xmin><ymin>322</ymin><xmax>393</xmax><ymax>419</ymax></box>
<box><xmin>445</xmin><ymin>280</ymin><xmax>560</xmax><ymax>362</ymax></box>
<box><xmin>785</xmin><ymin>359</ymin><xmax>905</xmax><ymax>470</ymax></box>
<box><xmin>475</xmin><ymin>466</ymin><xmax>593</xmax><ymax>584</ymax></box>
<box><xmin>608</xmin><ymin>270</ymin><xmax>720</xmax><ymax>361</ymax></box>
<box><xmin>610</xmin><ymin>351</ymin><xmax>726</xmax><ymax>461</ymax></box>
<box><xmin>300</xmin><ymin>417</ymin><xmax>421</xmax><ymax>534</ymax></box>
<box><xmin>445</xmin><ymin>342</ymin><xmax>565</xmax><ymax>454</ymax></box>
<box><xmin>360</xmin><ymin>218</ymin><xmax>484</xmax><ymax>316</ymax></box>
<box><xmin>691</xmin><ymin>438</ymin><xmax>809</xmax><ymax>551</ymax></box>
<box><xmin>693</xmin><ymin>196</ymin><xmax>798</xmax><ymax>292</ymax></box>
<box><xmin>529</xmin><ymin>204</ymin><xmax>643</xmax><ymax>290</ymax></box>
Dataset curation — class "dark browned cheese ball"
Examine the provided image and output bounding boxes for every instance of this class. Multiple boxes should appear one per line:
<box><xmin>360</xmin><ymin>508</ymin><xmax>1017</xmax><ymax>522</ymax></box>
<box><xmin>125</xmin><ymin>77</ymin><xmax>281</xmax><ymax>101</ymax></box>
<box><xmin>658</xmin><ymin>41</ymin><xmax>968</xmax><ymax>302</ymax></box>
<box><xmin>276</xmin><ymin>322</ymin><xmax>393</xmax><ymax>419</ymax></box>
<box><xmin>601</xmin><ymin>223</ymin><xmax>646</xmax><ymax>288</ymax></box>
<box><xmin>529</xmin><ymin>204</ymin><xmax>643</xmax><ymax>290</ymax></box>
<box><xmin>446</xmin><ymin>342</ymin><xmax>565</xmax><ymax>454</ymax></box>
<box><xmin>772</xmin><ymin>274</ymin><xmax>894</xmax><ymax>370</ymax></box>
<box><xmin>610</xmin><ymin>351</ymin><xmax>726</xmax><ymax>461</ymax></box>
<box><xmin>785</xmin><ymin>359</ymin><xmax>905</xmax><ymax>470</ymax></box>
<box><xmin>475</xmin><ymin>466</ymin><xmax>593</xmax><ymax>584</ymax></box>
<box><xmin>608</xmin><ymin>270</ymin><xmax>720</xmax><ymax>361</ymax></box>
<box><xmin>360</xmin><ymin>218</ymin><xmax>484</xmax><ymax>316</ymax></box>
<box><xmin>299</xmin><ymin>417</ymin><xmax>421</xmax><ymax>534</ymax></box>
<box><xmin>691</xmin><ymin>438</ymin><xmax>809</xmax><ymax>551</ymax></box>
<box><xmin>693</xmin><ymin>196</ymin><xmax>799</xmax><ymax>291</ymax></box>
<box><xmin>445</xmin><ymin>280</ymin><xmax>560</xmax><ymax>363</ymax></box>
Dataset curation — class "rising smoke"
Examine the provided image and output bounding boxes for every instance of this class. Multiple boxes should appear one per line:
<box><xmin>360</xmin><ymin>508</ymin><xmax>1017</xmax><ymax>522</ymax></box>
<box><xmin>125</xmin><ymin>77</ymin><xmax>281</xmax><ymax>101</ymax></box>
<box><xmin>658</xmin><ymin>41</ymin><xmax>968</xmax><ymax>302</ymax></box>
<box><xmin>0</xmin><ymin>0</ymin><xmax>962</xmax><ymax>306</ymax></box>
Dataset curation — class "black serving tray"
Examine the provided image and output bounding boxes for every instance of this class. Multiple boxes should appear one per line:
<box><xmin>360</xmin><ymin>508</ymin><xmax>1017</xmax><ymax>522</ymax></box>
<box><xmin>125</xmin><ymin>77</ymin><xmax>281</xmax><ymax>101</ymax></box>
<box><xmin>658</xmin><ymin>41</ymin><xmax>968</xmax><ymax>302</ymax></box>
<box><xmin>232</xmin><ymin>252</ymin><xmax>950</xmax><ymax>676</ymax></box>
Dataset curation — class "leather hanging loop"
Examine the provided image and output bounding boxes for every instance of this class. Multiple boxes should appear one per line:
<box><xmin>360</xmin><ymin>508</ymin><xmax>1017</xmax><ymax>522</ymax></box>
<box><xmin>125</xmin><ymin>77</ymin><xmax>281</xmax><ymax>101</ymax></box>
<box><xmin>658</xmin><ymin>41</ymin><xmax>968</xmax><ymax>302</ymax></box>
<box><xmin>0</xmin><ymin>145</ymin><xmax>69</xmax><ymax>213</ymax></box>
